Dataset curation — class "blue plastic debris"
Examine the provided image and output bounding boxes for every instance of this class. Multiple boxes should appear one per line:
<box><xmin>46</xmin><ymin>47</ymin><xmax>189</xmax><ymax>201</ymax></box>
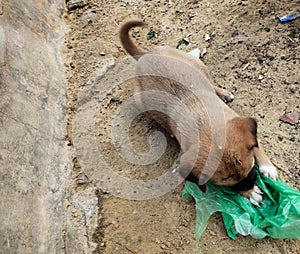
<box><xmin>277</xmin><ymin>12</ymin><xmax>300</xmax><ymax>23</ymax></box>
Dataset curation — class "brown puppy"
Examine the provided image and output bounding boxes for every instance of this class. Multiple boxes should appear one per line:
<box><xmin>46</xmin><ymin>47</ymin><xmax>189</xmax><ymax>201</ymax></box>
<box><xmin>119</xmin><ymin>19</ymin><xmax>278</xmax><ymax>205</ymax></box>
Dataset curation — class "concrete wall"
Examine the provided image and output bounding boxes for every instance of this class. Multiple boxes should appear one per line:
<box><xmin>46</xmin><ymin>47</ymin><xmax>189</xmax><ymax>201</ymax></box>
<box><xmin>0</xmin><ymin>1</ymin><xmax>71</xmax><ymax>253</ymax></box>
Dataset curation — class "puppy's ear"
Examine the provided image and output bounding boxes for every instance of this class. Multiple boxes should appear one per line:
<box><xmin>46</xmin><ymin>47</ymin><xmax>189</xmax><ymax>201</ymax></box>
<box><xmin>178</xmin><ymin>151</ymin><xmax>194</xmax><ymax>179</ymax></box>
<box><xmin>178</xmin><ymin>150</ymin><xmax>211</xmax><ymax>184</ymax></box>
<box><xmin>244</xmin><ymin>117</ymin><xmax>257</xmax><ymax>138</ymax></box>
<box><xmin>178</xmin><ymin>151</ymin><xmax>208</xmax><ymax>192</ymax></box>
<box><xmin>230</xmin><ymin>117</ymin><xmax>258</xmax><ymax>139</ymax></box>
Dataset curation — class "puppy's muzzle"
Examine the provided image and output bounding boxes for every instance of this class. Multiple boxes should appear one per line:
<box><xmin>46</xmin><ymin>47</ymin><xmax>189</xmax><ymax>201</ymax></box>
<box><xmin>230</xmin><ymin>167</ymin><xmax>257</xmax><ymax>191</ymax></box>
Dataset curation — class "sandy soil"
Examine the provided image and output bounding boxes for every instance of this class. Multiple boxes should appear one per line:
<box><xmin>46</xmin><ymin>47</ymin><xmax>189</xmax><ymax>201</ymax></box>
<box><xmin>64</xmin><ymin>0</ymin><xmax>299</xmax><ymax>253</ymax></box>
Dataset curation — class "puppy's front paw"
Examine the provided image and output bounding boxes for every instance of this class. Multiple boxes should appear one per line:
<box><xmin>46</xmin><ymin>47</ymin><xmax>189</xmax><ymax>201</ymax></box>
<box><xmin>240</xmin><ymin>185</ymin><xmax>263</xmax><ymax>206</ymax></box>
<box><xmin>249</xmin><ymin>185</ymin><xmax>263</xmax><ymax>206</ymax></box>
<box><xmin>259</xmin><ymin>165</ymin><xmax>278</xmax><ymax>180</ymax></box>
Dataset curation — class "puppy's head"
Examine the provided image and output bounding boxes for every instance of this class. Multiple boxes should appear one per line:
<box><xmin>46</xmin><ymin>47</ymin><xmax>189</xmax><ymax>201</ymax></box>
<box><xmin>210</xmin><ymin>117</ymin><xmax>258</xmax><ymax>188</ymax></box>
<box><xmin>178</xmin><ymin>117</ymin><xmax>258</xmax><ymax>190</ymax></box>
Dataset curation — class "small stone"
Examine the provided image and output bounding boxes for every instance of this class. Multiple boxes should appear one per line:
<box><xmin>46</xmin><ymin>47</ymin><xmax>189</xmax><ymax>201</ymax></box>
<box><xmin>176</xmin><ymin>10</ymin><xmax>184</xmax><ymax>14</ymax></box>
<box><xmin>204</xmin><ymin>34</ymin><xmax>211</xmax><ymax>41</ymax></box>
<box><xmin>258</xmin><ymin>74</ymin><xmax>264</xmax><ymax>80</ymax></box>
<box><xmin>76</xmin><ymin>173</ymin><xmax>88</xmax><ymax>184</ymax></box>
<box><xmin>86</xmin><ymin>80</ymin><xmax>93</xmax><ymax>86</ymax></box>
<box><xmin>209</xmin><ymin>230</ymin><xmax>217</xmax><ymax>236</ymax></box>
<box><xmin>67</xmin><ymin>0</ymin><xmax>87</xmax><ymax>11</ymax></box>
<box><xmin>99</xmin><ymin>51</ymin><xmax>106</xmax><ymax>56</ymax></box>
<box><xmin>71</xmin><ymin>209</ymin><xmax>78</xmax><ymax>217</ymax></box>
<box><xmin>280</xmin><ymin>112</ymin><xmax>299</xmax><ymax>125</ymax></box>
<box><xmin>160</xmin><ymin>243</ymin><xmax>167</xmax><ymax>250</ymax></box>
<box><xmin>201</xmin><ymin>47</ymin><xmax>207</xmax><ymax>58</ymax></box>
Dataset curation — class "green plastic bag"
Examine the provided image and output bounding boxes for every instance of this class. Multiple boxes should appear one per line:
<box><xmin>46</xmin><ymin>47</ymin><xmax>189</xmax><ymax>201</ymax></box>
<box><xmin>182</xmin><ymin>165</ymin><xmax>300</xmax><ymax>253</ymax></box>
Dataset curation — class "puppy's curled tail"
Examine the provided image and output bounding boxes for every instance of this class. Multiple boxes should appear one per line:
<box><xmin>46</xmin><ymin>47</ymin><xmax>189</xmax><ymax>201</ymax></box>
<box><xmin>119</xmin><ymin>19</ymin><xmax>147</xmax><ymax>60</ymax></box>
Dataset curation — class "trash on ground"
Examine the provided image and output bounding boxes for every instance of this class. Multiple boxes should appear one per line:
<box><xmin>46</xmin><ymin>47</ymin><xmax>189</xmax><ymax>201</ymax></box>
<box><xmin>176</xmin><ymin>38</ymin><xmax>189</xmax><ymax>49</ymax></box>
<box><xmin>243</xmin><ymin>62</ymin><xmax>250</xmax><ymax>70</ymax></box>
<box><xmin>277</xmin><ymin>12</ymin><xmax>300</xmax><ymax>23</ymax></box>
<box><xmin>189</xmin><ymin>48</ymin><xmax>200</xmax><ymax>58</ymax></box>
<box><xmin>280</xmin><ymin>111</ymin><xmax>299</xmax><ymax>125</ymax></box>
<box><xmin>157</xmin><ymin>25</ymin><xmax>171</xmax><ymax>31</ymax></box>
<box><xmin>182</xmin><ymin>165</ymin><xmax>300</xmax><ymax>253</ymax></box>
<box><xmin>147</xmin><ymin>30</ymin><xmax>157</xmax><ymax>40</ymax></box>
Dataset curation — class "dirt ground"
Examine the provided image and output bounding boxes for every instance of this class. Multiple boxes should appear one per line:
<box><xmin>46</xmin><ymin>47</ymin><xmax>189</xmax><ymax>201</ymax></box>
<box><xmin>63</xmin><ymin>0</ymin><xmax>299</xmax><ymax>253</ymax></box>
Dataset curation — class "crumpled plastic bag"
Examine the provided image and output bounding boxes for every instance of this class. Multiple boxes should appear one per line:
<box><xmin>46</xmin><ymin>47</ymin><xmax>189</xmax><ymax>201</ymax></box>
<box><xmin>182</xmin><ymin>165</ymin><xmax>300</xmax><ymax>252</ymax></box>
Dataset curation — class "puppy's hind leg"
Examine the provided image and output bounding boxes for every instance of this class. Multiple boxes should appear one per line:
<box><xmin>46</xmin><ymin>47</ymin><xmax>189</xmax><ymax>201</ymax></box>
<box><xmin>214</xmin><ymin>87</ymin><xmax>234</xmax><ymax>103</ymax></box>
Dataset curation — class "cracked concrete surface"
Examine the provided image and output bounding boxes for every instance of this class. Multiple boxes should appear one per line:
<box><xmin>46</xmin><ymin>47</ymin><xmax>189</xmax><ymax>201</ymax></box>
<box><xmin>0</xmin><ymin>1</ymin><xmax>99</xmax><ymax>253</ymax></box>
